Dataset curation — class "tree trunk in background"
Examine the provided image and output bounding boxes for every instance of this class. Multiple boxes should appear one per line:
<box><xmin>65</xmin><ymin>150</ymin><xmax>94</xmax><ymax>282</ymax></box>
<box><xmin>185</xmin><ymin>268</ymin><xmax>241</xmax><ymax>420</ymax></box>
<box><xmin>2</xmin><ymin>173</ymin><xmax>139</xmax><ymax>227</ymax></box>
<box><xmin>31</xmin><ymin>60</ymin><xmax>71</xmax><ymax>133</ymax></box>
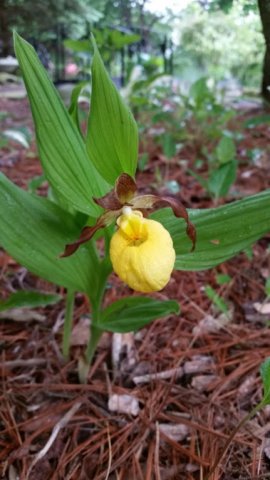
<box><xmin>0</xmin><ymin>0</ymin><xmax>11</xmax><ymax>56</ymax></box>
<box><xmin>258</xmin><ymin>0</ymin><xmax>270</xmax><ymax>102</ymax></box>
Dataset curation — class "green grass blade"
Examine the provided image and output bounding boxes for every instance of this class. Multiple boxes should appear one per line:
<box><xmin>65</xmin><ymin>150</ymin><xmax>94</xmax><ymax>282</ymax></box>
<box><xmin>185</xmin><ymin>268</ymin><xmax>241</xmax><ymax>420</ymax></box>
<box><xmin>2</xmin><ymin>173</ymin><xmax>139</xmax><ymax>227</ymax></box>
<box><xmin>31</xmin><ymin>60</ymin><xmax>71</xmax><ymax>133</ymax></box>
<box><xmin>260</xmin><ymin>358</ymin><xmax>270</xmax><ymax>406</ymax></box>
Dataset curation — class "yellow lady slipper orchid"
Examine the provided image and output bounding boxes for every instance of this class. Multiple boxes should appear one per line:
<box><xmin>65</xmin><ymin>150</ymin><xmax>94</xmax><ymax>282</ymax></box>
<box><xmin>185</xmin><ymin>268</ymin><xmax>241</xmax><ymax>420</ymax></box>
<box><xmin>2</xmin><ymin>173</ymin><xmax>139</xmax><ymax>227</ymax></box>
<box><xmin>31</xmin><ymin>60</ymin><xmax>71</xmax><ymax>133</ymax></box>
<box><xmin>110</xmin><ymin>207</ymin><xmax>175</xmax><ymax>293</ymax></box>
<box><xmin>62</xmin><ymin>174</ymin><xmax>195</xmax><ymax>291</ymax></box>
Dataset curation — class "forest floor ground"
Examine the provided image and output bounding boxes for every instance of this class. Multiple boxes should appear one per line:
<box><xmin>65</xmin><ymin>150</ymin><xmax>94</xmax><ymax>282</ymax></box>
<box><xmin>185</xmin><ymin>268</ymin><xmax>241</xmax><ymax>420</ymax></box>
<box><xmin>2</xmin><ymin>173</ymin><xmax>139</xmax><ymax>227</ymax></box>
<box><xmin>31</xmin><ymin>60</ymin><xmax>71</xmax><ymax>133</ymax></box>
<box><xmin>1</xmin><ymin>90</ymin><xmax>270</xmax><ymax>480</ymax></box>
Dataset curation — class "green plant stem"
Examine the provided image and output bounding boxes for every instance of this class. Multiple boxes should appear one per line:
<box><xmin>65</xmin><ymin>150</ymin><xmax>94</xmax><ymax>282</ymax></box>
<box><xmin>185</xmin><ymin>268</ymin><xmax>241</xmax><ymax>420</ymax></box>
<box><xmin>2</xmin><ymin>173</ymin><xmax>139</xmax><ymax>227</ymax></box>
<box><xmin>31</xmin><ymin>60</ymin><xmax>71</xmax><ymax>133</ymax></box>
<box><xmin>85</xmin><ymin>323</ymin><xmax>102</xmax><ymax>365</ymax></box>
<box><xmin>205</xmin><ymin>400</ymin><xmax>264</xmax><ymax>480</ymax></box>
<box><xmin>79</xmin><ymin>315</ymin><xmax>103</xmax><ymax>384</ymax></box>
<box><xmin>80</xmin><ymin>260</ymin><xmax>111</xmax><ymax>382</ymax></box>
<box><xmin>85</xmin><ymin>257</ymin><xmax>112</xmax><ymax>361</ymax></box>
<box><xmin>62</xmin><ymin>289</ymin><xmax>75</xmax><ymax>359</ymax></box>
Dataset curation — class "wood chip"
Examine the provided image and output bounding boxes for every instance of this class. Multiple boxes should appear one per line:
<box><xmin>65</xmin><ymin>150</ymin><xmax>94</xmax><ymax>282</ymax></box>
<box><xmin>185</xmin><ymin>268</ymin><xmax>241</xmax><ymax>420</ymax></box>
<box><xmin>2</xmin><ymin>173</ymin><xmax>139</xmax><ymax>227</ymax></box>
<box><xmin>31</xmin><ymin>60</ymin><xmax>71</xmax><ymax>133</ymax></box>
<box><xmin>193</xmin><ymin>312</ymin><xmax>232</xmax><ymax>335</ymax></box>
<box><xmin>108</xmin><ymin>394</ymin><xmax>140</xmax><ymax>416</ymax></box>
<box><xmin>112</xmin><ymin>332</ymin><xmax>138</xmax><ymax>378</ymax></box>
<box><xmin>159</xmin><ymin>423</ymin><xmax>189</xmax><ymax>442</ymax></box>
<box><xmin>183</xmin><ymin>355</ymin><xmax>215</xmax><ymax>374</ymax></box>
<box><xmin>191</xmin><ymin>375</ymin><xmax>218</xmax><ymax>392</ymax></box>
<box><xmin>133</xmin><ymin>367</ymin><xmax>184</xmax><ymax>385</ymax></box>
<box><xmin>254</xmin><ymin>302</ymin><xmax>270</xmax><ymax>314</ymax></box>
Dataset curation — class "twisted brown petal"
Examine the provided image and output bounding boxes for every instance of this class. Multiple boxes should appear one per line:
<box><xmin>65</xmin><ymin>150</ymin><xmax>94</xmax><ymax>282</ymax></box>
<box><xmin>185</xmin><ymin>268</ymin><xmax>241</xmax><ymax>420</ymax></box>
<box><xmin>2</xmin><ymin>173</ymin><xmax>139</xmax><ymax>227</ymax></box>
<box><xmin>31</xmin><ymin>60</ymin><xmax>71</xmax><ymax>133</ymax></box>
<box><xmin>131</xmin><ymin>194</ymin><xmax>157</xmax><ymax>210</ymax></box>
<box><xmin>186</xmin><ymin>221</ymin><xmax>197</xmax><ymax>252</ymax></box>
<box><xmin>132</xmin><ymin>194</ymin><xmax>196</xmax><ymax>252</ymax></box>
<box><xmin>61</xmin><ymin>210</ymin><xmax>119</xmax><ymax>257</ymax></box>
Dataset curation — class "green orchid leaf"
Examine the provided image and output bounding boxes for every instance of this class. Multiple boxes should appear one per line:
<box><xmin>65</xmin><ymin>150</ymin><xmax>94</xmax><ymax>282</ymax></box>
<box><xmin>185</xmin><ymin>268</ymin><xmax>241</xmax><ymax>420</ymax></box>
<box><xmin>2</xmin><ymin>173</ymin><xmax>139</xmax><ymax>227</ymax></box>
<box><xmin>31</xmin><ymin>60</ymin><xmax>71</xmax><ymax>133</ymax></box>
<box><xmin>0</xmin><ymin>291</ymin><xmax>61</xmax><ymax>312</ymax></box>
<box><xmin>68</xmin><ymin>81</ymin><xmax>89</xmax><ymax>135</ymax></box>
<box><xmin>0</xmin><ymin>173</ymin><xmax>100</xmax><ymax>296</ymax></box>
<box><xmin>260</xmin><ymin>358</ymin><xmax>270</xmax><ymax>406</ymax></box>
<box><xmin>100</xmin><ymin>296</ymin><xmax>179</xmax><ymax>333</ymax></box>
<box><xmin>86</xmin><ymin>35</ymin><xmax>138</xmax><ymax>184</ymax></box>
<box><xmin>14</xmin><ymin>33</ymin><xmax>109</xmax><ymax>216</ymax></box>
<box><xmin>152</xmin><ymin>189</ymin><xmax>270</xmax><ymax>271</ymax></box>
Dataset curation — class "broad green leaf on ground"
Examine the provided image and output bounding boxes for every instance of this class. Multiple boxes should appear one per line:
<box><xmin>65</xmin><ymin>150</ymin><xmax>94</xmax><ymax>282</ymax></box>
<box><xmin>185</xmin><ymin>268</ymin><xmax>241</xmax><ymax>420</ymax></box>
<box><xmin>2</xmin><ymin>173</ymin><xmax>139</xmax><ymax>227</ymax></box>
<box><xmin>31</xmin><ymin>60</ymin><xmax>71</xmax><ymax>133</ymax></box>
<box><xmin>14</xmin><ymin>33</ymin><xmax>109</xmax><ymax>216</ymax></box>
<box><xmin>0</xmin><ymin>173</ymin><xmax>100</xmax><ymax>295</ymax></box>
<box><xmin>216</xmin><ymin>136</ymin><xmax>236</xmax><ymax>164</ymax></box>
<box><xmin>260</xmin><ymin>358</ymin><xmax>270</xmax><ymax>405</ymax></box>
<box><xmin>208</xmin><ymin>160</ymin><xmax>237</xmax><ymax>198</ymax></box>
<box><xmin>86</xmin><ymin>35</ymin><xmax>138</xmax><ymax>184</ymax></box>
<box><xmin>100</xmin><ymin>296</ymin><xmax>179</xmax><ymax>333</ymax></box>
<box><xmin>0</xmin><ymin>291</ymin><xmax>61</xmax><ymax>312</ymax></box>
<box><xmin>152</xmin><ymin>189</ymin><xmax>270</xmax><ymax>271</ymax></box>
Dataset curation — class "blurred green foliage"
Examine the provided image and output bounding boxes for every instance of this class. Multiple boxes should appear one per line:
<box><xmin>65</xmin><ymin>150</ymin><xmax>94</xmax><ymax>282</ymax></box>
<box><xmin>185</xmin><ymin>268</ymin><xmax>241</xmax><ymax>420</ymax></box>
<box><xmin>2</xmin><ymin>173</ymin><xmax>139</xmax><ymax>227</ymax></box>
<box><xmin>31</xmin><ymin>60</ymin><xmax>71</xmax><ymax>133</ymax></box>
<box><xmin>174</xmin><ymin>1</ymin><xmax>263</xmax><ymax>88</ymax></box>
<box><xmin>5</xmin><ymin>0</ymin><xmax>265</xmax><ymax>204</ymax></box>
<box><xmin>1</xmin><ymin>0</ymin><xmax>162</xmax><ymax>53</ymax></box>
<box><xmin>2</xmin><ymin>0</ymin><xmax>264</xmax><ymax>93</ymax></box>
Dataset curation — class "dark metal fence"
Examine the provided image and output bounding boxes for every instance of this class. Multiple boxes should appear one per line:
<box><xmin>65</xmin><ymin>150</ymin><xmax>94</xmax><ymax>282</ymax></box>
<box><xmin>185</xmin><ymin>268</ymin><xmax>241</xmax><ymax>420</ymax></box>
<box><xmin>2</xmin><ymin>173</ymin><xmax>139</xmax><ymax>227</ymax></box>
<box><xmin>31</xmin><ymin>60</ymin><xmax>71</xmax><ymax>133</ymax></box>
<box><xmin>26</xmin><ymin>23</ymin><xmax>174</xmax><ymax>86</ymax></box>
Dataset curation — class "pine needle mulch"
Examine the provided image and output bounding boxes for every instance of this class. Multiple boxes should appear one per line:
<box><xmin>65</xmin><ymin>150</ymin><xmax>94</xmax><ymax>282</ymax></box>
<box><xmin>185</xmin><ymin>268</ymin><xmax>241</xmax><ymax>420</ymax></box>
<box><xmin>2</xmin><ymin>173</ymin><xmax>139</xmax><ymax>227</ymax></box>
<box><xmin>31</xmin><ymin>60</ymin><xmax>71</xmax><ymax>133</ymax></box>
<box><xmin>1</xmin><ymin>96</ymin><xmax>270</xmax><ymax>480</ymax></box>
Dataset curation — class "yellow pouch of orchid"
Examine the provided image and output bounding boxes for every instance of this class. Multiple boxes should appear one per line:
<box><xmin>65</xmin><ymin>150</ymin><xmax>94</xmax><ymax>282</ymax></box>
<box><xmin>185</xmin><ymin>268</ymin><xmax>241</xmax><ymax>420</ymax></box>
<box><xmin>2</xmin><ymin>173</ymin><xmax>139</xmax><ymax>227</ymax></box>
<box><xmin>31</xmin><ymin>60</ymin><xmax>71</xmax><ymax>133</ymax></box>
<box><xmin>110</xmin><ymin>208</ymin><xmax>175</xmax><ymax>293</ymax></box>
